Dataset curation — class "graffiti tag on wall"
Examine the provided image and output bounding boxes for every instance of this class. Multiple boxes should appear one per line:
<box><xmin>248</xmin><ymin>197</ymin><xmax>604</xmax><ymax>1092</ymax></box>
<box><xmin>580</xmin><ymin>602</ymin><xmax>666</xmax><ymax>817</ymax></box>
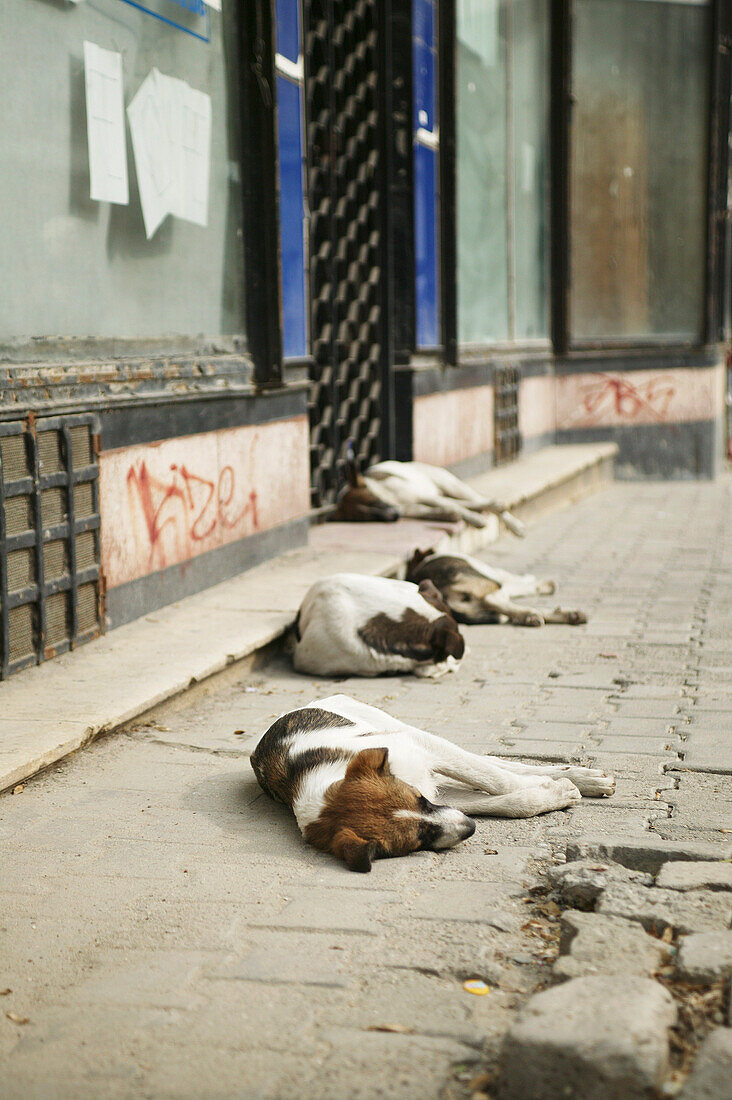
<box><xmin>126</xmin><ymin>460</ymin><xmax>258</xmax><ymax>571</ymax></box>
<box><xmin>576</xmin><ymin>373</ymin><xmax>676</xmax><ymax>425</ymax></box>
<box><xmin>99</xmin><ymin>419</ymin><xmax>311</xmax><ymax>589</ymax></box>
<box><xmin>555</xmin><ymin>367</ymin><xmax>719</xmax><ymax>432</ymax></box>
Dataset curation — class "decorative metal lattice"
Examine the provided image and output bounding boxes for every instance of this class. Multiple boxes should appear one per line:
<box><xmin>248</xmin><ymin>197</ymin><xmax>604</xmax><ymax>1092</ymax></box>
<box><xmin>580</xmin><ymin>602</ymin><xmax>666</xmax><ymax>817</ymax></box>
<box><xmin>0</xmin><ymin>414</ymin><xmax>103</xmax><ymax>679</ymax></box>
<box><xmin>493</xmin><ymin>366</ymin><xmax>522</xmax><ymax>465</ymax></box>
<box><xmin>304</xmin><ymin>0</ymin><xmax>387</xmax><ymax>508</ymax></box>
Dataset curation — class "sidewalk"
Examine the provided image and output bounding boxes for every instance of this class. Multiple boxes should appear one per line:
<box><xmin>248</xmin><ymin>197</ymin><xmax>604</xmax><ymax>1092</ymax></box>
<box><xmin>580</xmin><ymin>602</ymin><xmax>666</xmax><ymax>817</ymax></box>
<box><xmin>0</xmin><ymin>442</ymin><xmax>615</xmax><ymax>794</ymax></box>
<box><xmin>1</xmin><ymin>472</ymin><xmax>730</xmax><ymax>1098</ymax></box>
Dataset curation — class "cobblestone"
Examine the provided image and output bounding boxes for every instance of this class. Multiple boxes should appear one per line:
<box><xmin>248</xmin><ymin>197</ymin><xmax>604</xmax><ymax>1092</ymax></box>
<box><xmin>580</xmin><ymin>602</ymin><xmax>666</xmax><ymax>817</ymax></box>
<box><xmin>499</xmin><ymin>976</ymin><xmax>677</xmax><ymax>1100</ymax></box>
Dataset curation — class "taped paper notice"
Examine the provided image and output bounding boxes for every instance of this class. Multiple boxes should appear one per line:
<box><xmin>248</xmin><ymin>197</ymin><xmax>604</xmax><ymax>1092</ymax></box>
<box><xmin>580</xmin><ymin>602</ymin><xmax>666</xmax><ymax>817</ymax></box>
<box><xmin>84</xmin><ymin>42</ymin><xmax>129</xmax><ymax>205</ymax></box>
<box><xmin>202</xmin><ymin>0</ymin><xmax>222</xmax><ymax>9</ymax></box>
<box><xmin>128</xmin><ymin>69</ymin><xmax>211</xmax><ymax>239</ymax></box>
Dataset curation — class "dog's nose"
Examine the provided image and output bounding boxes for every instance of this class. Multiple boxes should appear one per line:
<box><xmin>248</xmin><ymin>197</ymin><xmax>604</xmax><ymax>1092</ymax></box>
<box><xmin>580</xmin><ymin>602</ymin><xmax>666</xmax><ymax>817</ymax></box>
<box><xmin>461</xmin><ymin>816</ymin><xmax>476</xmax><ymax>840</ymax></box>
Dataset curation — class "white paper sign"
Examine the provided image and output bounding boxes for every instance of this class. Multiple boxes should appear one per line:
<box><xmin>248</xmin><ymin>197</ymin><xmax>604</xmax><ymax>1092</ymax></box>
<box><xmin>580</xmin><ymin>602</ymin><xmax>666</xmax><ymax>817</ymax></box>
<box><xmin>202</xmin><ymin>0</ymin><xmax>222</xmax><ymax>10</ymax></box>
<box><xmin>84</xmin><ymin>42</ymin><xmax>129</xmax><ymax>205</ymax></box>
<box><xmin>128</xmin><ymin>69</ymin><xmax>211</xmax><ymax>238</ymax></box>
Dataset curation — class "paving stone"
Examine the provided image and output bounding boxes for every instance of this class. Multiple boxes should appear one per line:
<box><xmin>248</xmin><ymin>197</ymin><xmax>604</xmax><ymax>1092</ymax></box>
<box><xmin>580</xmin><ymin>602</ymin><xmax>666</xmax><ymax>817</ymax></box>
<box><xmin>678</xmin><ymin>1028</ymin><xmax>732</xmax><ymax>1100</ymax></box>
<box><xmin>675</xmin><ymin>931</ymin><xmax>732</xmax><ymax>984</ymax></box>
<box><xmin>546</xmin><ymin>859</ymin><xmax>653</xmax><ymax>910</ymax></box>
<box><xmin>499</xmin><ymin>976</ymin><xmax>676</xmax><ymax>1100</ymax></box>
<box><xmin>603</xmin><ymin>718</ymin><xmax>678</xmax><ymax>737</ymax></box>
<box><xmin>596</xmin><ymin>881</ymin><xmax>732</xmax><ymax>935</ymax></box>
<box><xmin>657</xmin><ymin>861</ymin><xmax>732</xmax><ymax>892</ymax></box>
<box><xmin>407</xmin><ymin>880</ymin><xmax>523</xmax><ymax>930</ymax></box>
<box><xmin>260</xmin><ymin>886</ymin><xmax>398</xmax><ymax>934</ymax></box>
<box><xmin>553</xmin><ymin>910</ymin><xmax>668</xmax><ymax>982</ymax></box>
<box><xmin>566</xmin><ymin>836</ymin><xmax>732</xmax><ymax>875</ymax></box>
<box><xmin>676</xmin><ymin>729</ymin><xmax>732</xmax><ymax>774</ymax></box>
<box><xmin>209</xmin><ymin>933</ymin><xmax>354</xmax><ymax>988</ymax></box>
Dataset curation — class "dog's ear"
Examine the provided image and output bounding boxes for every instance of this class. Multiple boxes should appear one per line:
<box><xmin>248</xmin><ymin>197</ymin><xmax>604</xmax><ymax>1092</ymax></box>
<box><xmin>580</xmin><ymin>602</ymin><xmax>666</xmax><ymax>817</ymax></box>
<box><xmin>431</xmin><ymin>617</ymin><xmax>465</xmax><ymax>661</ymax></box>
<box><xmin>418</xmin><ymin>578</ymin><xmax>452</xmax><ymax>617</ymax></box>
<box><xmin>406</xmin><ymin>547</ymin><xmax>433</xmax><ymax>580</ymax></box>
<box><xmin>345</xmin><ymin>443</ymin><xmax>362</xmax><ymax>488</ymax></box>
<box><xmin>331</xmin><ymin>827</ymin><xmax>377</xmax><ymax>872</ymax></box>
<box><xmin>345</xmin><ymin>747</ymin><xmax>390</xmax><ymax>779</ymax></box>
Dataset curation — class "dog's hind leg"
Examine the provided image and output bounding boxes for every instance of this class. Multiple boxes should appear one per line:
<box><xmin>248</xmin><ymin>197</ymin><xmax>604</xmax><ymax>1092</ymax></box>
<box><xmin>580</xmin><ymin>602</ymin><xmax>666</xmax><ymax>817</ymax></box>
<box><xmin>405</xmin><ymin>731</ymin><xmax>554</xmax><ymax>796</ymax></box>
<box><xmin>443</xmin><ymin>780</ymin><xmax>581</xmax><ymax>817</ymax></box>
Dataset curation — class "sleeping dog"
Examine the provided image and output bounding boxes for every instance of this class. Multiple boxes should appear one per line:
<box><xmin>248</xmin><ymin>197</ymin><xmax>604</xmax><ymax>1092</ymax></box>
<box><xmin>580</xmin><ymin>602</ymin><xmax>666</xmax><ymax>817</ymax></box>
<box><xmin>250</xmin><ymin>694</ymin><xmax>615</xmax><ymax>871</ymax></box>
<box><xmin>407</xmin><ymin>548</ymin><xmax>587</xmax><ymax>628</ymax></box>
<box><xmin>335</xmin><ymin>458</ymin><xmax>525</xmax><ymax>537</ymax></box>
<box><xmin>293</xmin><ymin>574</ymin><xmax>464</xmax><ymax>678</ymax></box>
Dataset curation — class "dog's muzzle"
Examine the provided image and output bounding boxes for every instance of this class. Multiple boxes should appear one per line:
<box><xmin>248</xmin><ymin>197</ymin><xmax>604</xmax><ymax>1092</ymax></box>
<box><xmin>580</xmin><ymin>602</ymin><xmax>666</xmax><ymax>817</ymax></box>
<box><xmin>429</xmin><ymin>807</ymin><xmax>476</xmax><ymax>849</ymax></box>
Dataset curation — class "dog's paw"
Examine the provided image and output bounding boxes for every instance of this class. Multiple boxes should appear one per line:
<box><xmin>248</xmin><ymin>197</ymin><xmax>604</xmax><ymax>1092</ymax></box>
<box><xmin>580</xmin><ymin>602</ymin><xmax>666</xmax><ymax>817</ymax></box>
<box><xmin>522</xmin><ymin>613</ymin><xmax>544</xmax><ymax>628</ymax></box>
<box><xmin>552</xmin><ymin>778</ymin><xmax>583</xmax><ymax>807</ymax></box>
<box><xmin>537</xmin><ymin>579</ymin><xmax>556</xmax><ymax>596</ymax></box>
<box><xmin>559</xmin><ymin>766</ymin><xmax>615</xmax><ymax>798</ymax></box>
<box><xmin>566</xmin><ymin>609</ymin><xmax>588</xmax><ymax>626</ymax></box>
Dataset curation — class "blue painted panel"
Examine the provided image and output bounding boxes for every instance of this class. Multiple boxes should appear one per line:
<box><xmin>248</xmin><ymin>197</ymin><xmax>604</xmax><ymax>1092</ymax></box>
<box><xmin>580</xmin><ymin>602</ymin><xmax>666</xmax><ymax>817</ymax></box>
<box><xmin>413</xmin><ymin>0</ymin><xmax>435</xmax><ymax>49</ymax></box>
<box><xmin>414</xmin><ymin>142</ymin><xmax>440</xmax><ymax>348</ymax></box>
<box><xmin>277</xmin><ymin>76</ymin><xmax>307</xmax><ymax>358</ymax></box>
<box><xmin>413</xmin><ymin>37</ymin><xmax>436</xmax><ymax>132</ymax></box>
<box><xmin>275</xmin><ymin>0</ymin><xmax>301</xmax><ymax>64</ymax></box>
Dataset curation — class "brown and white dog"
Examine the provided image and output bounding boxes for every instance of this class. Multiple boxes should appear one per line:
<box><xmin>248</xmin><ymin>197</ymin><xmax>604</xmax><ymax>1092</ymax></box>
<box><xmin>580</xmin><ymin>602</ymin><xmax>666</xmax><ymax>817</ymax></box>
<box><xmin>335</xmin><ymin>459</ymin><xmax>525</xmax><ymax>537</ymax></box>
<box><xmin>407</xmin><ymin>549</ymin><xmax>587</xmax><ymax>628</ymax></box>
<box><xmin>250</xmin><ymin>694</ymin><xmax>615</xmax><ymax>871</ymax></box>
<box><xmin>293</xmin><ymin>574</ymin><xmax>464</xmax><ymax>678</ymax></box>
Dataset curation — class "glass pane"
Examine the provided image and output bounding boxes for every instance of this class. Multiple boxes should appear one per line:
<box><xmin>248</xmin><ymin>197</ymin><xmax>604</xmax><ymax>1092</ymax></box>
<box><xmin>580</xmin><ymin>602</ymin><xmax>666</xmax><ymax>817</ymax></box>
<box><xmin>457</xmin><ymin>0</ymin><xmax>510</xmax><ymax>343</ymax></box>
<box><xmin>415</xmin><ymin>143</ymin><xmax>440</xmax><ymax>346</ymax></box>
<box><xmin>414</xmin><ymin>0</ymin><xmax>440</xmax><ymax>348</ymax></box>
<box><xmin>275</xmin><ymin>0</ymin><xmax>301</xmax><ymax>64</ymax></box>
<box><xmin>511</xmin><ymin>0</ymin><xmax>550</xmax><ymax>339</ymax></box>
<box><xmin>277</xmin><ymin>76</ymin><xmax>307</xmax><ymax>359</ymax></box>
<box><xmin>0</xmin><ymin>1</ymin><xmax>245</xmax><ymax>341</ymax></box>
<box><xmin>570</xmin><ymin>0</ymin><xmax>711</xmax><ymax>341</ymax></box>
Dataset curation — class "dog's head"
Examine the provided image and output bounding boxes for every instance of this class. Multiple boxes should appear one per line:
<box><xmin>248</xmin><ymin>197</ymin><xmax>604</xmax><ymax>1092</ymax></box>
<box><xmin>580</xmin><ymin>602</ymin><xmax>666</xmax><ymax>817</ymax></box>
<box><xmin>333</xmin><ymin>454</ymin><xmax>401</xmax><ymax>523</ymax></box>
<box><xmin>409</xmin><ymin>553</ymin><xmax>502</xmax><ymax>624</ymax></box>
<box><xmin>304</xmin><ymin>747</ymin><xmax>475</xmax><ymax>871</ymax></box>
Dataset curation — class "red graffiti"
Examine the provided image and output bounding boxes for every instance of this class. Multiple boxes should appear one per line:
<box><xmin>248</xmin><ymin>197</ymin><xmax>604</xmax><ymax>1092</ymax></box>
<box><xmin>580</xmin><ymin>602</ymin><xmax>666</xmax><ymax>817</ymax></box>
<box><xmin>579</xmin><ymin>373</ymin><xmax>677</xmax><ymax>425</ymax></box>
<box><xmin>126</xmin><ymin>461</ymin><xmax>258</xmax><ymax>569</ymax></box>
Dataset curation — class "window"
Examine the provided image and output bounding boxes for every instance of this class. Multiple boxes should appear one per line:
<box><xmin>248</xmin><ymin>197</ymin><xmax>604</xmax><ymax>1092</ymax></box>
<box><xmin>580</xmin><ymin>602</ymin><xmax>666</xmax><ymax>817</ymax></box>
<box><xmin>414</xmin><ymin>0</ymin><xmax>441</xmax><ymax>348</ymax></box>
<box><xmin>456</xmin><ymin>0</ymin><xmax>550</xmax><ymax>345</ymax></box>
<box><xmin>275</xmin><ymin>0</ymin><xmax>308</xmax><ymax>359</ymax></box>
<box><xmin>570</xmin><ymin>0</ymin><xmax>711</xmax><ymax>342</ymax></box>
<box><xmin>0</xmin><ymin>1</ymin><xmax>246</xmax><ymax>342</ymax></box>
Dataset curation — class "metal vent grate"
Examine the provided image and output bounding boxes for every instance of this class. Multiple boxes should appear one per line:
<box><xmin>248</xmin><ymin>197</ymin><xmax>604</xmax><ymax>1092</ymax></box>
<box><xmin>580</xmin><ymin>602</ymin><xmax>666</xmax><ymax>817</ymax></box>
<box><xmin>304</xmin><ymin>0</ymin><xmax>388</xmax><ymax>508</ymax></box>
<box><xmin>0</xmin><ymin>414</ymin><xmax>103</xmax><ymax>679</ymax></box>
<box><xmin>493</xmin><ymin>366</ymin><xmax>522</xmax><ymax>466</ymax></box>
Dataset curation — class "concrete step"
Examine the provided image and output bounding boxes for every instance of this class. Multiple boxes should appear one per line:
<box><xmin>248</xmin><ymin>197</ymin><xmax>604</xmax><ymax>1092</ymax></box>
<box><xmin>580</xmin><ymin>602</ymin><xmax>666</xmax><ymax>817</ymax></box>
<box><xmin>0</xmin><ymin>442</ymin><xmax>616</xmax><ymax>794</ymax></box>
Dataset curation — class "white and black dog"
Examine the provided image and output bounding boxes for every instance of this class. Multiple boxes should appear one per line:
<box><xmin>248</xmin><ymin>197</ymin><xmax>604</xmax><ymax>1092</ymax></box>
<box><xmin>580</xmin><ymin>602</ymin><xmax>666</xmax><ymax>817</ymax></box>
<box><xmin>407</xmin><ymin>548</ymin><xmax>587</xmax><ymax>628</ymax></box>
<box><xmin>250</xmin><ymin>694</ymin><xmax>615</xmax><ymax>871</ymax></box>
<box><xmin>335</xmin><ymin>459</ymin><xmax>525</xmax><ymax>537</ymax></box>
<box><xmin>293</xmin><ymin>573</ymin><xmax>464</xmax><ymax>678</ymax></box>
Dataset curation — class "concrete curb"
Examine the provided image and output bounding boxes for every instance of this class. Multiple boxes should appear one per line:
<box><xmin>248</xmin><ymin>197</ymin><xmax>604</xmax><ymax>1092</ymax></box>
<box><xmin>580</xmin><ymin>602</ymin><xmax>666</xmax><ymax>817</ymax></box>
<box><xmin>0</xmin><ymin>442</ymin><xmax>617</xmax><ymax>795</ymax></box>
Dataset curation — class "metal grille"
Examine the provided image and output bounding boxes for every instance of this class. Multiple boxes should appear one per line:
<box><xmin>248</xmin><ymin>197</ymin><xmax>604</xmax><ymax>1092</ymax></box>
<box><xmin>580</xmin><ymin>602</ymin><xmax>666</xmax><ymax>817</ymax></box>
<box><xmin>493</xmin><ymin>366</ymin><xmax>522</xmax><ymax>465</ymax></box>
<box><xmin>0</xmin><ymin>414</ymin><xmax>103</xmax><ymax>679</ymax></box>
<box><xmin>304</xmin><ymin>0</ymin><xmax>387</xmax><ymax>508</ymax></box>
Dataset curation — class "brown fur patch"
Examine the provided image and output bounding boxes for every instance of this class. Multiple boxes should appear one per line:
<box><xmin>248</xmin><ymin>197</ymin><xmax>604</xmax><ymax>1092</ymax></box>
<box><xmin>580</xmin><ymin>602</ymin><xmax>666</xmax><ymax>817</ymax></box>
<box><xmin>334</xmin><ymin>482</ymin><xmax>400</xmax><ymax>523</ymax></box>
<box><xmin>304</xmin><ymin>748</ymin><xmax>423</xmax><ymax>870</ymax></box>
<box><xmin>358</xmin><ymin>607</ymin><xmax>464</xmax><ymax>664</ymax></box>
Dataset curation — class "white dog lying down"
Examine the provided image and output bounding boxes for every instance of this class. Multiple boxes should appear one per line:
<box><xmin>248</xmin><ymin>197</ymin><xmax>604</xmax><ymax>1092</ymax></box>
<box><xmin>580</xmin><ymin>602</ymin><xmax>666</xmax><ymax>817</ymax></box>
<box><xmin>335</xmin><ymin>459</ymin><xmax>525</xmax><ymax>536</ymax></box>
<box><xmin>250</xmin><ymin>694</ymin><xmax>615</xmax><ymax>871</ymax></box>
<box><xmin>407</xmin><ymin>548</ymin><xmax>587</xmax><ymax>627</ymax></box>
<box><xmin>293</xmin><ymin>574</ymin><xmax>464</xmax><ymax>678</ymax></box>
